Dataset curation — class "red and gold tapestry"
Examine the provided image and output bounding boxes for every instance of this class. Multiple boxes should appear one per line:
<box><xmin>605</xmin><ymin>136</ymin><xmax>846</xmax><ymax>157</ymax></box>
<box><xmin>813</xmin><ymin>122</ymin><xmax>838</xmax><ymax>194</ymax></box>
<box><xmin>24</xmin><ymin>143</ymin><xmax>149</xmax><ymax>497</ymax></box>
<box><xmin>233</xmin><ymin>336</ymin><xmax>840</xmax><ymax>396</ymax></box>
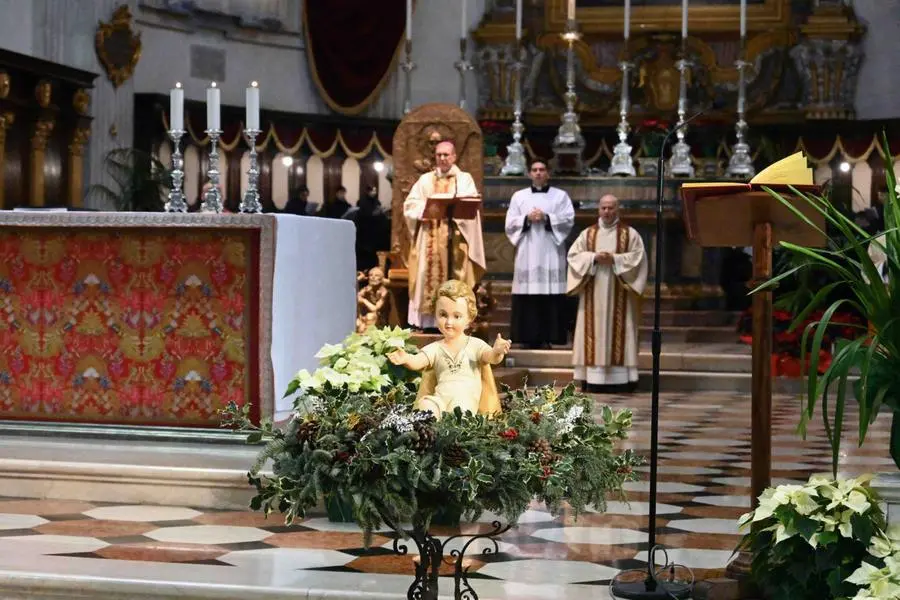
<box><xmin>0</xmin><ymin>227</ymin><xmax>259</xmax><ymax>428</ymax></box>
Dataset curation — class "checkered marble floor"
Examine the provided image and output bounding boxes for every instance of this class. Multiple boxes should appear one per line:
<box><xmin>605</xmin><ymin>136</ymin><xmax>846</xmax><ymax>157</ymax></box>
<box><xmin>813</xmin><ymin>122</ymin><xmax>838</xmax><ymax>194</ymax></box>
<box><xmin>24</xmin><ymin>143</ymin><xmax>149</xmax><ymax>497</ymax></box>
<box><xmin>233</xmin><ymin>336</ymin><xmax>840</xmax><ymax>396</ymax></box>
<box><xmin>0</xmin><ymin>391</ymin><xmax>893</xmax><ymax>599</ymax></box>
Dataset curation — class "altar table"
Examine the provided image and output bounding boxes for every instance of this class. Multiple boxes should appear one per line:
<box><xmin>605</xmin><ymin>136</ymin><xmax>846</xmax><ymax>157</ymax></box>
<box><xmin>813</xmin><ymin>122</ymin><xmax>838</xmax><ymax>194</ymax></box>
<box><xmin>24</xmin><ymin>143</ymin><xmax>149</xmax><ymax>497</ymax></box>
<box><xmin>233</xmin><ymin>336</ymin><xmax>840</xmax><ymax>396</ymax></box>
<box><xmin>0</xmin><ymin>212</ymin><xmax>356</xmax><ymax>428</ymax></box>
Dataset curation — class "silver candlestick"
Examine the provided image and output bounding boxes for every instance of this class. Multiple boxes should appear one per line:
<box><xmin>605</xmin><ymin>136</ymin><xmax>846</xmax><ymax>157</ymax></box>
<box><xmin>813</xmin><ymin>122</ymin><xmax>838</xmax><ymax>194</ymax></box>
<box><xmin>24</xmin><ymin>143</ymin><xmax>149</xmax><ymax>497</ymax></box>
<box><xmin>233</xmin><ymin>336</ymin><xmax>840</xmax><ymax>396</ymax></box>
<box><xmin>201</xmin><ymin>128</ymin><xmax>224</xmax><ymax>213</ymax></box>
<box><xmin>668</xmin><ymin>44</ymin><xmax>695</xmax><ymax>178</ymax></box>
<box><xmin>501</xmin><ymin>41</ymin><xmax>527</xmax><ymax>176</ymax></box>
<box><xmin>551</xmin><ymin>20</ymin><xmax>586</xmax><ymax>175</ymax></box>
<box><xmin>726</xmin><ymin>47</ymin><xmax>755</xmax><ymax>178</ymax></box>
<box><xmin>165</xmin><ymin>129</ymin><xmax>187</xmax><ymax>212</ymax></box>
<box><xmin>240</xmin><ymin>128</ymin><xmax>262</xmax><ymax>213</ymax></box>
<box><xmin>609</xmin><ymin>59</ymin><xmax>636</xmax><ymax>176</ymax></box>
<box><xmin>401</xmin><ymin>40</ymin><xmax>416</xmax><ymax>115</ymax></box>
<box><xmin>454</xmin><ymin>37</ymin><xmax>474</xmax><ymax>110</ymax></box>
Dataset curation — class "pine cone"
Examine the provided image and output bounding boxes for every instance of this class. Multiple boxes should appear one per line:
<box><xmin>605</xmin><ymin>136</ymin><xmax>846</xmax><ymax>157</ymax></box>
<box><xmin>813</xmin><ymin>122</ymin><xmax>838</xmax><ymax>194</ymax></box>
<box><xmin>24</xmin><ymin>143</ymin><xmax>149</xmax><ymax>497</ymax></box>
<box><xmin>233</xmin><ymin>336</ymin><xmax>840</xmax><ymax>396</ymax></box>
<box><xmin>530</xmin><ymin>439</ymin><xmax>553</xmax><ymax>465</ymax></box>
<box><xmin>296</xmin><ymin>419</ymin><xmax>320</xmax><ymax>448</ymax></box>
<box><xmin>352</xmin><ymin>415</ymin><xmax>378</xmax><ymax>437</ymax></box>
<box><xmin>443</xmin><ymin>443</ymin><xmax>468</xmax><ymax>467</ymax></box>
<box><xmin>412</xmin><ymin>422</ymin><xmax>436</xmax><ymax>453</ymax></box>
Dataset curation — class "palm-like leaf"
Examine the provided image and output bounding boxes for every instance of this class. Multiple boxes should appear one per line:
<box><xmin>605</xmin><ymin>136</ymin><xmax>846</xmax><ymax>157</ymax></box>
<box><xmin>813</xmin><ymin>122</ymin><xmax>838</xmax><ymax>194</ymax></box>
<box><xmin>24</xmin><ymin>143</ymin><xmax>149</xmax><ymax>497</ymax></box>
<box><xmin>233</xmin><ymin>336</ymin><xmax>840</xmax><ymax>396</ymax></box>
<box><xmin>756</xmin><ymin>133</ymin><xmax>900</xmax><ymax>476</ymax></box>
<box><xmin>85</xmin><ymin>148</ymin><xmax>171</xmax><ymax>212</ymax></box>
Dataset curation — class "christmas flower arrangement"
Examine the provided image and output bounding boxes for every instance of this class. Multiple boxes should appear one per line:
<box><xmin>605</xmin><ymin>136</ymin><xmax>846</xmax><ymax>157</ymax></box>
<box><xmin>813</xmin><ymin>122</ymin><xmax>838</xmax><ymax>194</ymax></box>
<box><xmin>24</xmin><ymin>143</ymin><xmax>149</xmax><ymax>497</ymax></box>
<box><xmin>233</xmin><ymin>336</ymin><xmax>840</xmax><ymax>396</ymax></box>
<box><xmin>737</xmin><ymin>474</ymin><xmax>887</xmax><ymax>600</ymax></box>
<box><xmin>222</xmin><ymin>327</ymin><xmax>641</xmax><ymax>540</ymax></box>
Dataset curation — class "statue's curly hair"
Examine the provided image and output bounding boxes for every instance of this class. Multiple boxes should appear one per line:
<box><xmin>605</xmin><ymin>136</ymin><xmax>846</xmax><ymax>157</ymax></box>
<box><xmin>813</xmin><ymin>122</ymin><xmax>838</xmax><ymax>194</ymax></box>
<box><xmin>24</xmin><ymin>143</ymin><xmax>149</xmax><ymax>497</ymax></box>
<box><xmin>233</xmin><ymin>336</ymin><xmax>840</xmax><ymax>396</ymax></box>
<box><xmin>435</xmin><ymin>279</ymin><xmax>477</xmax><ymax>322</ymax></box>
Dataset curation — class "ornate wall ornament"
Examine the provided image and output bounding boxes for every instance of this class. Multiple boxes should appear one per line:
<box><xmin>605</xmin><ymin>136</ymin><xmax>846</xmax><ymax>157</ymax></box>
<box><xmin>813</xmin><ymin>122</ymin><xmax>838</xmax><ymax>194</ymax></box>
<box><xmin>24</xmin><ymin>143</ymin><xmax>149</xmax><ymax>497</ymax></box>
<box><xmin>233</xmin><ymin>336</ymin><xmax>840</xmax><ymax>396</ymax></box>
<box><xmin>73</xmin><ymin>89</ymin><xmax>90</xmax><ymax>115</ymax></box>
<box><xmin>35</xmin><ymin>80</ymin><xmax>51</xmax><ymax>108</ymax></box>
<box><xmin>95</xmin><ymin>5</ymin><xmax>142</xmax><ymax>88</ymax></box>
<box><xmin>69</xmin><ymin>128</ymin><xmax>91</xmax><ymax>157</ymax></box>
<box><xmin>791</xmin><ymin>2</ymin><xmax>865</xmax><ymax>120</ymax></box>
<box><xmin>31</xmin><ymin>120</ymin><xmax>54</xmax><ymax>152</ymax></box>
<box><xmin>0</xmin><ymin>72</ymin><xmax>9</xmax><ymax>99</ymax></box>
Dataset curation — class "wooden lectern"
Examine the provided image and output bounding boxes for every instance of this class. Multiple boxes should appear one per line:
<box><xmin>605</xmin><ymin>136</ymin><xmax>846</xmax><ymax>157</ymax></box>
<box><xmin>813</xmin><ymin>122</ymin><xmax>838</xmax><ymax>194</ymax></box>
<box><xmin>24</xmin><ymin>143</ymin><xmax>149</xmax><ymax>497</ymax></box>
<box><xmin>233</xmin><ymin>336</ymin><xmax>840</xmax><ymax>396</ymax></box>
<box><xmin>681</xmin><ymin>183</ymin><xmax>823</xmax><ymax>578</ymax></box>
<box><xmin>423</xmin><ymin>194</ymin><xmax>481</xmax><ymax>277</ymax></box>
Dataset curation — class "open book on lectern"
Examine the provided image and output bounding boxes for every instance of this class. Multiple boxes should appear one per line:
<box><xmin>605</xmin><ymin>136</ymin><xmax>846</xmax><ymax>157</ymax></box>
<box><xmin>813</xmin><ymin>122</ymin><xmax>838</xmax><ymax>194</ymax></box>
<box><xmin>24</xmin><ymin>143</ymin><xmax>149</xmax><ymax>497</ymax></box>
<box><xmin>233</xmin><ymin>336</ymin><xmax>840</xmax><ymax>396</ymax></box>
<box><xmin>681</xmin><ymin>152</ymin><xmax>818</xmax><ymax>202</ymax></box>
<box><xmin>423</xmin><ymin>193</ymin><xmax>481</xmax><ymax>220</ymax></box>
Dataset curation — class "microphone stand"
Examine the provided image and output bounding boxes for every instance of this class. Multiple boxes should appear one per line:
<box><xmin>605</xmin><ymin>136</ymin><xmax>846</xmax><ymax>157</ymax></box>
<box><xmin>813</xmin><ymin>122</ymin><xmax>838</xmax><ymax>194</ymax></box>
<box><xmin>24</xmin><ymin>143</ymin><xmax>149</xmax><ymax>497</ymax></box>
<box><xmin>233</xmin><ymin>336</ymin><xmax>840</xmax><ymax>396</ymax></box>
<box><xmin>611</xmin><ymin>109</ymin><xmax>710</xmax><ymax>600</ymax></box>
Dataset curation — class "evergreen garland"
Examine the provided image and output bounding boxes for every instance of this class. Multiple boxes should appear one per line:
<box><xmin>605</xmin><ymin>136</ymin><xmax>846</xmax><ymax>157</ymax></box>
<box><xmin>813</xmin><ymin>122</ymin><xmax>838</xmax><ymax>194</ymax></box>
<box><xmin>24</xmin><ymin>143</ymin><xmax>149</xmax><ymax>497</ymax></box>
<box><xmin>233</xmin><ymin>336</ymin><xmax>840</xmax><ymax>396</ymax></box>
<box><xmin>222</xmin><ymin>327</ymin><xmax>642</xmax><ymax>542</ymax></box>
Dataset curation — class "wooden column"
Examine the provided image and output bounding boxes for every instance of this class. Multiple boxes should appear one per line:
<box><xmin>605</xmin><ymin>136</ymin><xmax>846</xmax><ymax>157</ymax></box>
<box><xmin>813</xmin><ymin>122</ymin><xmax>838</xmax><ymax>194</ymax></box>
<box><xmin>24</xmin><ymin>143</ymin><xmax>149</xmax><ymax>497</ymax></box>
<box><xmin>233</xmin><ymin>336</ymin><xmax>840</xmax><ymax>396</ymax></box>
<box><xmin>30</xmin><ymin>119</ymin><xmax>54</xmax><ymax>207</ymax></box>
<box><xmin>0</xmin><ymin>112</ymin><xmax>14</xmax><ymax>209</ymax></box>
<box><xmin>68</xmin><ymin>128</ymin><xmax>90</xmax><ymax>208</ymax></box>
<box><xmin>750</xmin><ymin>221</ymin><xmax>773</xmax><ymax>506</ymax></box>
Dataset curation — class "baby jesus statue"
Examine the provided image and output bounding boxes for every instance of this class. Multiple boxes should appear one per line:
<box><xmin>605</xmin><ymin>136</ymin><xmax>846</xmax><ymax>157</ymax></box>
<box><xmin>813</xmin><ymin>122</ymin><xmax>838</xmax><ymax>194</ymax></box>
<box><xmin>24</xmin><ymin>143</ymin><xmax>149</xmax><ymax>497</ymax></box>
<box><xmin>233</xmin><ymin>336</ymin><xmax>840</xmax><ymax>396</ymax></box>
<box><xmin>388</xmin><ymin>279</ymin><xmax>512</xmax><ymax>418</ymax></box>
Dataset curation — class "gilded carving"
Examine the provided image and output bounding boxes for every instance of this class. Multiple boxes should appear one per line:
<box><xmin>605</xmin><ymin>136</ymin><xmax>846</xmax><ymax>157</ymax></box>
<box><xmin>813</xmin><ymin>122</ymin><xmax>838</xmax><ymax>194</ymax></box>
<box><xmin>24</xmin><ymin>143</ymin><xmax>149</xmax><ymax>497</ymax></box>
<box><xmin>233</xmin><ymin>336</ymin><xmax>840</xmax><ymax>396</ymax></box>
<box><xmin>73</xmin><ymin>89</ymin><xmax>90</xmax><ymax>115</ymax></box>
<box><xmin>0</xmin><ymin>72</ymin><xmax>9</xmax><ymax>99</ymax></box>
<box><xmin>69</xmin><ymin>128</ymin><xmax>91</xmax><ymax>157</ymax></box>
<box><xmin>31</xmin><ymin>120</ymin><xmax>55</xmax><ymax>151</ymax></box>
<box><xmin>35</xmin><ymin>81</ymin><xmax>52</xmax><ymax>108</ymax></box>
<box><xmin>95</xmin><ymin>5</ymin><xmax>142</xmax><ymax>88</ymax></box>
<box><xmin>390</xmin><ymin>103</ymin><xmax>483</xmax><ymax>273</ymax></box>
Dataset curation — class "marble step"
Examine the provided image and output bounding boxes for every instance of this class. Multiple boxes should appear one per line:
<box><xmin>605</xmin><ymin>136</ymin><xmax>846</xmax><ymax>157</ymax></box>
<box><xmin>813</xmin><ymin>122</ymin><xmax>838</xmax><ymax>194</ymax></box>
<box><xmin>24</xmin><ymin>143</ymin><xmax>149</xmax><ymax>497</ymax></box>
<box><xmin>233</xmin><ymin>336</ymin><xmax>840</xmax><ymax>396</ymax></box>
<box><xmin>523</xmin><ymin>368</ymin><xmax>814</xmax><ymax>395</ymax></box>
<box><xmin>0</xmin><ymin>435</ymin><xmax>262</xmax><ymax>510</ymax></box>
<box><xmin>506</xmin><ymin>345</ymin><xmax>750</xmax><ymax>373</ymax></box>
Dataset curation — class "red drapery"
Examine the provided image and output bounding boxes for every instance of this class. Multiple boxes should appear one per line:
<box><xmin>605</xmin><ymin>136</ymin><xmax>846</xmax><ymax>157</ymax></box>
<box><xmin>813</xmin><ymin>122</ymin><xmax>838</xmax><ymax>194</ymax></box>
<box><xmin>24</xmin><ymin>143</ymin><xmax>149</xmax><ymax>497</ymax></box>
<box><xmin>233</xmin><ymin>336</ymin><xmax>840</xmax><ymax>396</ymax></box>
<box><xmin>303</xmin><ymin>0</ymin><xmax>407</xmax><ymax>115</ymax></box>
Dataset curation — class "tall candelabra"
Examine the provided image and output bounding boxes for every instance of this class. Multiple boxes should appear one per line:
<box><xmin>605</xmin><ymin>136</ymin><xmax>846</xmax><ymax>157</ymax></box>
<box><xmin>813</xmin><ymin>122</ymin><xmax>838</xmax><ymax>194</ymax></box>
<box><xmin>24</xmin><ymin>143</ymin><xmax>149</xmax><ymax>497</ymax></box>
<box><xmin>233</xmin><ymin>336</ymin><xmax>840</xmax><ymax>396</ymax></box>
<box><xmin>501</xmin><ymin>41</ymin><xmax>527</xmax><ymax>176</ymax></box>
<box><xmin>668</xmin><ymin>40</ymin><xmax>695</xmax><ymax>178</ymax></box>
<box><xmin>551</xmin><ymin>20</ymin><xmax>586</xmax><ymax>175</ymax></box>
<box><xmin>401</xmin><ymin>40</ymin><xmax>415</xmax><ymax>115</ymax></box>
<box><xmin>201</xmin><ymin>128</ymin><xmax>224</xmax><ymax>213</ymax></box>
<box><xmin>726</xmin><ymin>46</ymin><xmax>755</xmax><ymax>178</ymax></box>
<box><xmin>165</xmin><ymin>129</ymin><xmax>187</xmax><ymax>212</ymax></box>
<box><xmin>609</xmin><ymin>57</ymin><xmax>636</xmax><ymax>176</ymax></box>
<box><xmin>240</xmin><ymin>129</ymin><xmax>262</xmax><ymax>213</ymax></box>
<box><xmin>454</xmin><ymin>38</ymin><xmax>474</xmax><ymax>110</ymax></box>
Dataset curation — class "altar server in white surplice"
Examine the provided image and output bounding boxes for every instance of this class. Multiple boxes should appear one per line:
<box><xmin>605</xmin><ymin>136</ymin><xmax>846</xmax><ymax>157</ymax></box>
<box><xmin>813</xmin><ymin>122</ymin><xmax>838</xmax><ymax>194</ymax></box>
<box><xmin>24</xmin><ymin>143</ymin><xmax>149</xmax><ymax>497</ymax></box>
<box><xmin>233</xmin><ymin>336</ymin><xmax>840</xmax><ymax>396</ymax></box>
<box><xmin>567</xmin><ymin>194</ymin><xmax>648</xmax><ymax>392</ymax></box>
<box><xmin>505</xmin><ymin>160</ymin><xmax>575</xmax><ymax>348</ymax></box>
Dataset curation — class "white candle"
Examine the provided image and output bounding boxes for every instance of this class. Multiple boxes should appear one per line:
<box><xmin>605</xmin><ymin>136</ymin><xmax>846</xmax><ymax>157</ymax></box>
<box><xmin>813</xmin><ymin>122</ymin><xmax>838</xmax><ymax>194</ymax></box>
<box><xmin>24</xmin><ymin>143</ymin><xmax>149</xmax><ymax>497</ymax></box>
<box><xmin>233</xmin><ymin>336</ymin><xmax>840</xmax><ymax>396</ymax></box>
<box><xmin>624</xmin><ymin>0</ymin><xmax>631</xmax><ymax>40</ymax></box>
<box><xmin>681</xmin><ymin>0</ymin><xmax>688</xmax><ymax>39</ymax></box>
<box><xmin>461</xmin><ymin>0</ymin><xmax>466</xmax><ymax>39</ymax></box>
<box><xmin>206</xmin><ymin>82</ymin><xmax>220</xmax><ymax>131</ymax></box>
<box><xmin>567</xmin><ymin>0</ymin><xmax>575</xmax><ymax>21</ymax></box>
<box><xmin>740</xmin><ymin>0</ymin><xmax>747</xmax><ymax>39</ymax></box>
<box><xmin>406</xmin><ymin>0</ymin><xmax>412</xmax><ymax>41</ymax></box>
<box><xmin>515</xmin><ymin>0</ymin><xmax>522</xmax><ymax>41</ymax></box>
<box><xmin>170</xmin><ymin>82</ymin><xmax>183</xmax><ymax>131</ymax></box>
<box><xmin>246</xmin><ymin>81</ymin><xmax>260</xmax><ymax>130</ymax></box>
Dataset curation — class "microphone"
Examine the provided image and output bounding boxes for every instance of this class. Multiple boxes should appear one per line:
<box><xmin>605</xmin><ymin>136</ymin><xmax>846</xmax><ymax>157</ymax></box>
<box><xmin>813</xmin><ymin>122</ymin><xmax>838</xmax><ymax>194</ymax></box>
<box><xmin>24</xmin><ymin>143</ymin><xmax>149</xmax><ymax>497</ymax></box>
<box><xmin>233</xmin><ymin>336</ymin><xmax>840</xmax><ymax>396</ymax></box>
<box><xmin>611</xmin><ymin>95</ymin><xmax>728</xmax><ymax>600</ymax></box>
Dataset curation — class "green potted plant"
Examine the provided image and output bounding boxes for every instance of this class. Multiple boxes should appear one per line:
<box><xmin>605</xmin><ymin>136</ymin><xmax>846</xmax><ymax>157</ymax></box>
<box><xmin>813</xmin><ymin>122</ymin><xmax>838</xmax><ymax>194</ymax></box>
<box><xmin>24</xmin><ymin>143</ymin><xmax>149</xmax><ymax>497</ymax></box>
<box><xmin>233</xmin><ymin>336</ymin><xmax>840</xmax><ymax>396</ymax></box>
<box><xmin>752</xmin><ymin>134</ymin><xmax>900</xmax><ymax>519</ymax></box>
<box><xmin>85</xmin><ymin>147</ymin><xmax>171</xmax><ymax>212</ymax></box>
<box><xmin>737</xmin><ymin>474</ymin><xmax>886</xmax><ymax>600</ymax></box>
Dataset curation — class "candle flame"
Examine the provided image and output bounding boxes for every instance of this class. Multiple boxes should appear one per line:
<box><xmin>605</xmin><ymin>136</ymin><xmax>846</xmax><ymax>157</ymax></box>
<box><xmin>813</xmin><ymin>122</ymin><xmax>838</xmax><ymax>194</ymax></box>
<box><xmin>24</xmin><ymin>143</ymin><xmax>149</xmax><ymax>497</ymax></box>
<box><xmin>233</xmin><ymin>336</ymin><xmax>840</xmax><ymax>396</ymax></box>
<box><xmin>175</xmin><ymin>82</ymin><xmax>182</xmax><ymax>89</ymax></box>
<box><xmin>211</xmin><ymin>82</ymin><xmax>217</xmax><ymax>88</ymax></box>
<box><xmin>251</xmin><ymin>81</ymin><xmax>259</xmax><ymax>88</ymax></box>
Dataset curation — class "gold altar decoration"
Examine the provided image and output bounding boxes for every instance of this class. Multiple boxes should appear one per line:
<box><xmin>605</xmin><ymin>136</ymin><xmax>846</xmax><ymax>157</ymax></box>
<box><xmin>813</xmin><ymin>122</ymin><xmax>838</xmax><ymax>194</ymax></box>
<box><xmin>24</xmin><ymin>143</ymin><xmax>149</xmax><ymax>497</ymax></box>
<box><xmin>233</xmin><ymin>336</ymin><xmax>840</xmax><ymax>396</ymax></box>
<box><xmin>356</xmin><ymin>267</ymin><xmax>389</xmax><ymax>333</ymax></box>
<box><xmin>73</xmin><ymin>89</ymin><xmax>90</xmax><ymax>115</ymax></box>
<box><xmin>95</xmin><ymin>5</ymin><xmax>142</xmax><ymax>88</ymax></box>
<box><xmin>0</xmin><ymin>72</ymin><xmax>9</xmax><ymax>99</ymax></box>
<box><xmin>472</xmin><ymin>0</ymin><xmax>860</xmax><ymax>125</ymax></box>
<box><xmin>35</xmin><ymin>80</ymin><xmax>51</xmax><ymax>108</ymax></box>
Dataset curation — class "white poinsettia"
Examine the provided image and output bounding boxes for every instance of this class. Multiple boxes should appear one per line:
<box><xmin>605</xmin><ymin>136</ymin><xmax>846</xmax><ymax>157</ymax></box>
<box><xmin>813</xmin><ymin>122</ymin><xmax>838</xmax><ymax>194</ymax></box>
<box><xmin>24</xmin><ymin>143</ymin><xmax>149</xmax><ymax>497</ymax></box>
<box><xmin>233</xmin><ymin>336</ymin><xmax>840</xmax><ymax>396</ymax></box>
<box><xmin>819</xmin><ymin>475</ymin><xmax>874</xmax><ymax>515</ymax></box>
<box><xmin>848</xmin><ymin>556</ymin><xmax>900</xmax><ymax>599</ymax></box>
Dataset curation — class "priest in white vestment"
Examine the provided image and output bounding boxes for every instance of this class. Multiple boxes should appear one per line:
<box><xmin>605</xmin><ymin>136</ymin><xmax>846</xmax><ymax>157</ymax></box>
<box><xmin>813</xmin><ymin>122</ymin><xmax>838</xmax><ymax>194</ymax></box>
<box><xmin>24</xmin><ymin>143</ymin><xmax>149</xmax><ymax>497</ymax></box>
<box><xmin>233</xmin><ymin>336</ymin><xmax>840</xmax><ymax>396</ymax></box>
<box><xmin>567</xmin><ymin>194</ymin><xmax>648</xmax><ymax>392</ymax></box>
<box><xmin>505</xmin><ymin>159</ymin><xmax>575</xmax><ymax>348</ymax></box>
<box><xmin>404</xmin><ymin>141</ymin><xmax>486</xmax><ymax>329</ymax></box>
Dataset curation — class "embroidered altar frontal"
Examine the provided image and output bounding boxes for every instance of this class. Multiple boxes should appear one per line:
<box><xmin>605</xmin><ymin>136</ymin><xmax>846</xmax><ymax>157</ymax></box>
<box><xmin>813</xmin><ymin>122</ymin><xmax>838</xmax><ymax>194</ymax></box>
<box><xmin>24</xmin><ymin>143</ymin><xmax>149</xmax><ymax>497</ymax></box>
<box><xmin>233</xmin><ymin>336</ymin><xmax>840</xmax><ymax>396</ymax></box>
<box><xmin>0</xmin><ymin>213</ymin><xmax>267</xmax><ymax>428</ymax></box>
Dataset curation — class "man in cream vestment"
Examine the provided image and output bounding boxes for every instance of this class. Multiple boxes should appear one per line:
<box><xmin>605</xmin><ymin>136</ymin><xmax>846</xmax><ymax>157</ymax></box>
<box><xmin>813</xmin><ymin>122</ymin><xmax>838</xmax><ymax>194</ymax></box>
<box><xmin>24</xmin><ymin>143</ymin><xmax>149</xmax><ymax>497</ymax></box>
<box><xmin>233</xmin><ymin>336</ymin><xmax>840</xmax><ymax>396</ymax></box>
<box><xmin>403</xmin><ymin>141</ymin><xmax>486</xmax><ymax>329</ymax></box>
<box><xmin>567</xmin><ymin>194</ymin><xmax>648</xmax><ymax>391</ymax></box>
